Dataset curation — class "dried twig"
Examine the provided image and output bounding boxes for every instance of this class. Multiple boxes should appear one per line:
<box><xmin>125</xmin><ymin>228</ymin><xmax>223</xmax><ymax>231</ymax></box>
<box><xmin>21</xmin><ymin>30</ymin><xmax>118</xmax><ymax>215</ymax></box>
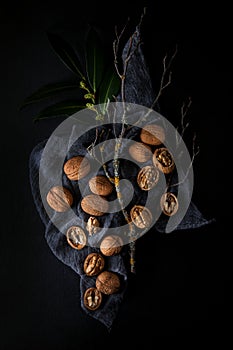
<box><xmin>168</xmin><ymin>132</ymin><xmax>200</xmax><ymax>190</ymax></box>
<box><xmin>113</xmin><ymin>8</ymin><xmax>145</xmax><ymax>106</ymax></box>
<box><xmin>150</xmin><ymin>45</ymin><xmax>178</xmax><ymax>110</ymax></box>
<box><xmin>113</xmin><ymin>18</ymin><xmax>130</xmax><ymax>80</ymax></box>
<box><xmin>175</xmin><ymin>97</ymin><xmax>192</xmax><ymax>147</ymax></box>
<box><xmin>112</xmin><ymin>11</ymin><xmax>147</xmax><ymax>273</ymax></box>
<box><xmin>86</xmin><ymin>127</ymin><xmax>101</xmax><ymax>160</ymax></box>
<box><xmin>163</xmin><ymin>96</ymin><xmax>199</xmax><ymax>193</ymax></box>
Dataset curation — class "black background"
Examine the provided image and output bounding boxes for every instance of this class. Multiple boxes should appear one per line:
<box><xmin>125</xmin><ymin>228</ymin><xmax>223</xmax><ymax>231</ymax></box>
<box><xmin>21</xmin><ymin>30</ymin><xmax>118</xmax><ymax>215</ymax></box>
<box><xmin>0</xmin><ymin>0</ymin><xmax>232</xmax><ymax>348</ymax></box>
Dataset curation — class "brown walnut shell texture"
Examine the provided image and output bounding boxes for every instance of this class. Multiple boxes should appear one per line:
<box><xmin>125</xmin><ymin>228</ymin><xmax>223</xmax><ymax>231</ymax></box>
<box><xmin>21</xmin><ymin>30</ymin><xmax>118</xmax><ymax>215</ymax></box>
<box><xmin>128</xmin><ymin>142</ymin><xmax>152</xmax><ymax>163</ymax></box>
<box><xmin>81</xmin><ymin>194</ymin><xmax>109</xmax><ymax>216</ymax></box>
<box><xmin>86</xmin><ymin>216</ymin><xmax>100</xmax><ymax>235</ymax></box>
<box><xmin>66</xmin><ymin>225</ymin><xmax>87</xmax><ymax>250</ymax></box>
<box><xmin>100</xmin><ymin>235</ymin><xmax>124</xmax><ymax>256</ymax></box>
<box><xmin>153</xmin><ymin>147</ymin><xmax>175</xmax><ymax>174</ymax></box>
<box><xmin>46</xmin><ymin>186</ymin><xmax>73</xmax><ymax>212</ymax></box>
<box><xmin>140</xmin><ymin>124</ymin><xmax>165</xmax><ymax>145</ymax></box>
<box><xmin>83</xmin><ymin>253</ymin><xmax>105</xmax><ymax>276</ymax></box>
<box><xmin>63</xmin><ymin>156</ymin><xmax>91</xmax><ymax>181</ymax></box>
<box><xmin>130</xmin><ymin>205</ymin><xmax>153</xmax><ymax>229</ymax></box>
<box><xmin>83</xmin><ymin>287</ymin><xmax>102</xmax><ymax>311</ymax></box>
<box><xmin>96</xmin><ymin>271</ymin><xmax>121</xmax><ymax>295</ymax></box>
<box><xmin>137</xmin><ymin>165</ymin><xmax>159</xmax><ymax>191</ymax></box>
<box><xmin>89</xmin><ymin>175</ymin><xmax>113</xmax><ymax>196</ymax></box>
<box><xmin>160</xmin><ymin>192</ymin><xmax>179</xmax><ymax>216</ymax></box>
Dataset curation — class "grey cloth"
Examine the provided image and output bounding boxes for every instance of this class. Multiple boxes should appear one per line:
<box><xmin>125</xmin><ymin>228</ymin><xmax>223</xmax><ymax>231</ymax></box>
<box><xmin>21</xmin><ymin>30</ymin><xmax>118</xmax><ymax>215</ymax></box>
<box><xmin>29</xmin><ymin>24</ymin><xmax>213</xmax><ymax>330</ymax></box>
<box><xmin>29</xmin><ymin>139</ymin><xmax>128</xmax><ymax>331</ymax></box>
<box><xmin>120</xmin><ymin>27</ymin><xmax>156</xmax><ymax>108</ymax></box>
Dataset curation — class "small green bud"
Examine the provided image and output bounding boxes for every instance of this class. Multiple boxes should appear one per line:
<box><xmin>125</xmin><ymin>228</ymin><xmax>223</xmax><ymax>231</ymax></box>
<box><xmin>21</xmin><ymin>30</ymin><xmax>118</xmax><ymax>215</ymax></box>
<box><xmin>86</xmin><ymin>103</ymin><xmax>94</xmax><ymax>109</ymax></box>
<box><xmin>84</xmin><ymin>93</ymin><xmax>95</xmax><ymax>100</ymax></box>
<box><xmin>80</xmin><ymin>81</ymin><xmax>87</xmax><ymax>89</ymax></box>
<box><xmin>95</xmin><ymin>114</ymin><xmax>104</xmax><ymax>121</ymax></box>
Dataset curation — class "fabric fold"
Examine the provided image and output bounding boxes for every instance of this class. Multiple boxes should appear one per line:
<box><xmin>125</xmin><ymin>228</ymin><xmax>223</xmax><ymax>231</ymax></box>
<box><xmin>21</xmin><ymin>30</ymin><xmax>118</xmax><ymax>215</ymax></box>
<box><xmin>29</xmin><ymin>140</ymin><xmax>128</xmax><ymax>331</ymax></box>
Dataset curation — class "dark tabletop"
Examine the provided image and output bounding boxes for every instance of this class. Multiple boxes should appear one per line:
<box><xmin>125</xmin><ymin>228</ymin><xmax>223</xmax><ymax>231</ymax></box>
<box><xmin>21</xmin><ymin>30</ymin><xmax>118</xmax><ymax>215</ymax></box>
<box><xmin>0</xmin><ymin>1</ymin><xmax>232</xmax><ymax>348</ymax></box>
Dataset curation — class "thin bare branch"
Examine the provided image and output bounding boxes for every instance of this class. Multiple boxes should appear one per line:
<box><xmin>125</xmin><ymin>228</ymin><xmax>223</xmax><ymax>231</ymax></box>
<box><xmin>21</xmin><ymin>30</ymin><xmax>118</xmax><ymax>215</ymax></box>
<box><xmin>150</xmin><ymin>45</ymin><xmax>178</xmax><ymax>110</ymax></box>
<box><xmin>113</xmin><ymin>8</ymin><xmax>146</xmax><ymax>105</ymax></box>
<box><xmin>181</xmin><ymin>97</ymin><xmax>192</xmax><ymax>135</ymax></box>
<box><xmin>169</xmin><ymin>132</ymin><xmax>200</xmax><ymax>189</ymax></box>
<box><xmin>113</xmin><ymin>18</ymin><xmax>130</xmax><ymax>79</ymax></box>
<box><xmin>112</xmin><ymin>10</ymin><xmax>147</xmax><ymax>273</ymax></box>
<box><xmin>86</xmin><ymin>127</ymin><xmax>100</xmax><ymax>160</ymax></box>
<box><xmin>176</xmin><ymin>97</ymin><xmax>192</xmax><ymax>146</ymax></box>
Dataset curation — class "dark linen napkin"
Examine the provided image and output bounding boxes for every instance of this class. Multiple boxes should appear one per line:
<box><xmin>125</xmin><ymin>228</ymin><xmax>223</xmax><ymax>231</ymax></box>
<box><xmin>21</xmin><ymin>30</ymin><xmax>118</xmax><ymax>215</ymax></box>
<box><xmin>29</xmin><ymin>24</ymin><xmax>213</xmax><ymax>330</ymax></box>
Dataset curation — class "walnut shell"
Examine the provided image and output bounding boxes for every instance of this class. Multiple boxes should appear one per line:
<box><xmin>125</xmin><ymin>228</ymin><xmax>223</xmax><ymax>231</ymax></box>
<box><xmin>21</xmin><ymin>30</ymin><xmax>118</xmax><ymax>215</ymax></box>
<box><xmin>46</xmin><ymin>186</ymin><xmax>73</xmax><ymax>212</ymax></box>
<box><xmin>86</xmin><ymin>216</ymin><xmax>100</xmax><ymax>235</ymax></box>
<box><xmin>83</xmin><ymin>253</ymin><xmax>105</xmax><ymax>276</ymax></box>
<box><xmin>89</xmin><ymin>175</ymin><xmax>113</xmax><ymax>196</ymax></box>
<box><xmin>100</xmin><ymin>235</ymin><xmax>123</xmax><ymax>256</ymax></box>
<box><xmin>130</xmin><ymin>205</ymin><xmax>153</xmax><ymax>229</ymax></box>
<box><xmin>137</xmin><ymin>165</ymin><xmax>159</xmax><ymax>191</ymax></box>
<box><xmin>140</xmin><ymin>124</ymin><xmax>165</xmax><ymax>145</ymax></box>
<box><xmin>63</xmin><ymin>156</ymin><xmax>90</xmax><ymax>181</ymax></box>
<box><xmin>128</xmin><ymin>142</ymin><xmax>152</xmax><ymax>163</ymax></box>
<box><xmin>66</xmin><ymin>225</ymin><xmax>86</xmax><ymax>250</ymax></box>
<box><xmin>81</xmin><ymin>194</ymin><xmax>109</xmax><ymax>216</ymax></box>
<box><xmin>160</xmin><ymin>192</ymin><xmax>179</xmax><ymax>216</ymax></box>
<box><xmin>153</xmin><ymin>147</ymin><xmax>175</xmax><ymax>174</ymax></box>
<box><xmin>96</xmin><ymin>271</ymin><xmax>121</xmax><ymax>295</ymax></box>
<box><xmin>83</xmin><ymin>287</ymin><xmax>102</xmax><ymax>311</ymax></box>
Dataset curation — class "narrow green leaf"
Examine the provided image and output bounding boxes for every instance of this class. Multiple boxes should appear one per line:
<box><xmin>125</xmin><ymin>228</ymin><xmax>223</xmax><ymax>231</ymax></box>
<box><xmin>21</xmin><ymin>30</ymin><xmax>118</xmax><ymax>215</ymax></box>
<box><xmin>19</xmin><ymin>82</ymin><xmax>80</xmax><ymax>109</ymax></box>
<box><xmin>98</xmin><ymin>65</ymin><xmax>121</xmax><ymax>111</ymax></box>
<box><xmin>85</xmin><ymin>27</ymin><xmax>105</xmax><ymax>93</ymax></box>
<box><xmin>47</xmin><ymin>32</ymin><xmax>86</xmax><ymax>79</ymax></box>
<box><xmin>33</xmin><ymin>101</ymin><xmax>85</xmax><ymax>122</ymax></box>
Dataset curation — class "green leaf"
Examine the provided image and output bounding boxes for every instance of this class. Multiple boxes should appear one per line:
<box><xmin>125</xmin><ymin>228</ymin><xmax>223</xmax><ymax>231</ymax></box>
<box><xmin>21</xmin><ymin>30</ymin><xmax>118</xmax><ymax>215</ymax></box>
<box><xmin>85</xmin><ymin>27</ymin><xmax>105</xmax><ymax>93</ymax></box>
<box><xmin>98</xmin><ymin>65</ymin><xmax>120</xmax><ymax>111</ymax></box>
<box><xmin>47</xmin><ymin>32</ymin><xmax>86</xmax><ymax>79</ymax></box>
<box><xmin>33</xmin><ymin>101</ymin><xmax>85</xmax><ymax>122</ymax></box>
<box><xmin>19</xmin><ymin>82</ymin><xmax>80</xmax><ymax>109</ymax></box>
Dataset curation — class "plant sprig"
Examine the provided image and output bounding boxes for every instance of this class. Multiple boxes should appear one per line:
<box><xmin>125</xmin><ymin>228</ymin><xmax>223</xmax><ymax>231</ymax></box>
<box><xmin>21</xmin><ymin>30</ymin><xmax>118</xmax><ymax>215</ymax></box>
<box><xmin>20</xmin><ymin>26</ymin><xmax>120</xmax><ymax>121</ymax></box>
